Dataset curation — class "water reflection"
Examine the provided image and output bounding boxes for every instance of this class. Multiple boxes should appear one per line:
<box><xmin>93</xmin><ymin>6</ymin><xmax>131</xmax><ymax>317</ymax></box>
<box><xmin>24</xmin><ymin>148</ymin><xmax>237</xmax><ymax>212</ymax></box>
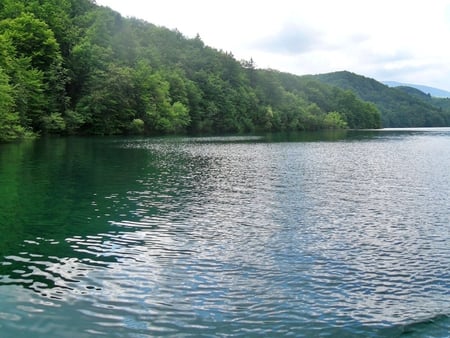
<box><xmin>0</xmin><ymin>131</ymin><xmax>449</xmax><ymax>337</ymax></box>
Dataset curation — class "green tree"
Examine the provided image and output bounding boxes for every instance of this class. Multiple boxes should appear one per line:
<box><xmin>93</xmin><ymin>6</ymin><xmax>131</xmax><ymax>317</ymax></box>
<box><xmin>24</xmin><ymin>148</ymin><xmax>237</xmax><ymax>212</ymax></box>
<box><xmin>0</xmin><ymin>0</ymin><xmax>387</xmax><ymax>141</ymax></box>
<box><xmin>0</xmin><ymin>12</ymin><xmax>69</xmax><ymax>132</ymax></box>
<box><xmin>133</xmin><ymin>61</ymin><xmax>190</xmax><ymax>133</ymax></box>
<box><xmin>323</xmin><ymin>112</ymin><xmax>348</xmax><ymax>129</ymax></box>
<box><xmin>0</xmin><ymin>13</ymin><xmax>60</xmax><ymax>71</ymax></box>
<box><xmin>0</xmin><ymin>34</ymin><xmax>47</xmax><ymax>130</ymax></box>
<box><xmin>0</xmin><ymin>68</ymin><xmax>25</xmax><ymax>141</ymax></box>
<box><xmin>76</xmin><ymin>63</ymin><xmax>136</xmax><ymax>134</ymax></box>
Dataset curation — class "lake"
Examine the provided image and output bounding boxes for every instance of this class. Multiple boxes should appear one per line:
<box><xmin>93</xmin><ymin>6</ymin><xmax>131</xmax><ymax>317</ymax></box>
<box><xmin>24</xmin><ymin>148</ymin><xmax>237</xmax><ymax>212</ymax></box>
<box><xmin>0</xmin><ymin>129</ymin><xmax>449</xmax><ymax>337</ymax></box>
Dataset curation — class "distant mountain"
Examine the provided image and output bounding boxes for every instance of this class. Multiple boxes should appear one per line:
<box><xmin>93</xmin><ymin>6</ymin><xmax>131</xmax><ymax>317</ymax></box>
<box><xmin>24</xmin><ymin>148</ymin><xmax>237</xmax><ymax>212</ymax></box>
<box><xmin>394</xmin><ymin>86</ymin><xmax>430</xmax><ymax>99</ymax></box>
<box><xmin>394</xmin><ymin>85</ymin><xmax>450</xmax><ymax>113</ymax></box>
<box><xmin>383</xmin><ymin>81</ymin><xmax>450</xmax><ymax>98</ymax></box>
<box><xmin>309</xmin><ymin>71</ymin><xmax>450</xmax><ymax>127</ymax></box>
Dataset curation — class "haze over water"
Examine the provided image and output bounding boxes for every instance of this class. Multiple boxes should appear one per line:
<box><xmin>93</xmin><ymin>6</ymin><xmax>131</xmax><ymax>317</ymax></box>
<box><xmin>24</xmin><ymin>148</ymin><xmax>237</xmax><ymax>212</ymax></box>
<box><xmin>0</xmin><ymin>129</ymin><xmax>449</xmax><ymax>337</ymax></box>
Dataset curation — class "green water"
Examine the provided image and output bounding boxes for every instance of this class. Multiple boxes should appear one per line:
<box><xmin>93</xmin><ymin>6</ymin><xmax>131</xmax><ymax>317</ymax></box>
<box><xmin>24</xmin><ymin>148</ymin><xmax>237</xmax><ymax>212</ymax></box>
<box><xmin>0</xmin><ymin>130</ymin><xmax>449</xmax><ymax>337</ymax></box>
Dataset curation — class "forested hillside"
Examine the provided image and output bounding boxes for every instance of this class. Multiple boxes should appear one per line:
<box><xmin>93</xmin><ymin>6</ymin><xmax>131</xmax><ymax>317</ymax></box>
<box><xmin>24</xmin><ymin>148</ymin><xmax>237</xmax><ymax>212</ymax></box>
<box><xmin>383</xmin><ymin>81</ymin><xmax>450</xmax><ymax>98</ymax></box>
<box><xmin>313</xmin><ymin>71</ymin><xmax>450</xmax><ymax>127</ymax></box>
<box><xmin>0</xmin><ymin>0</ymin><xmax>382</xmax><ymax>141</ymax></box>
<box><xmin>394</xmin><ymin>86</ymin><xmax>450</xmax><ymax>114</ymax></box>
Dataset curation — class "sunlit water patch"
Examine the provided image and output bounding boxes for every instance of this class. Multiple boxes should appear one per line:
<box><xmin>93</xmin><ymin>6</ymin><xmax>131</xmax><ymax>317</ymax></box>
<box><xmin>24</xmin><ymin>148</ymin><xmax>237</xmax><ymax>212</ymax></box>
<box><xmin>0</xmin><ymin>130</ymin><xmax>449</xmax><ymax>337</ymax></box>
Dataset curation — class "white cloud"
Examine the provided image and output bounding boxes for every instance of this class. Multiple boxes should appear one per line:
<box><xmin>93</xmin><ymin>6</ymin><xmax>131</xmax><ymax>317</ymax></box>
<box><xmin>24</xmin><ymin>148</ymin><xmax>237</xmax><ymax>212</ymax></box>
<box><xmin>96</xmin><ymin>0</ymin><xmax>450</xmax><ymax>90</ymax></box>
<box><xmin>253</xmin><ymin>23</ymin><xmax>323</xmax><ymax>55</ymax></box>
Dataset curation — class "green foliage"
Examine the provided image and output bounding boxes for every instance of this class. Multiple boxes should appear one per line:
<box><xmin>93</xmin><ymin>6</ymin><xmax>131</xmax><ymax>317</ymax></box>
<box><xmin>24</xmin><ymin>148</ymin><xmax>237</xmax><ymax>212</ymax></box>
<box><xmin>256</xmin><ymin>70</ymin><xmax>381</xmax><ymax>130</ymax></box>
<box><xmin>76</xmin><ymin>63</ymin><xmax>135</xmax><ymax>134</ymax></box>
<box><xmin>129</xmin><ymin>118</ymin><xmax>144</xmax><ymax>134</ymax></box>
<box><xmin>169</xmin><ymin>102</ymin><xmax>190</xmax><ymax>132</ymax></box>
<box><xmin>41</xmin><ymin>112</ymin><xmax>66</xmax><ymax>133</ymax></box>
<box><xmin>314</xmin><ymin>71</ymin><xmax>450</xmax><ymax>127</ymax></box>
<box><xmin>323</xmin><ymin>112</ymin><xmax>348</xmax><ymax>129</ymax></box>
<box><xmin>0</xmin><ymin>68</ymin><xmax>25</xmax><ymax>142</ymax></box>
<box><xmin>0</xmin><ymin>34</ymin><xmax>45</xmax><ymax>130</ymax></box>
<box><xmin>63</xmin><ymin>110</ymin><xmax>85</xmax><ymax>134</ymax></box>
<box><xmin>1</xmin><ymin>0</ymin><xmax>389</xmax><ymax>142</ymax></box>
<box><xmin>0</xmin><ymin>13</ymin><xmax>60</xmax><ymax>71</ymax></box>
<box><xmin>0</xmin><ymin>10</ymin><xmax>69</xmax><ymax>134</ymax></box>
<box><xmin>8</xmin><ymin>57</ymin><xmax>47</xmax><ymax>129</ymax></box>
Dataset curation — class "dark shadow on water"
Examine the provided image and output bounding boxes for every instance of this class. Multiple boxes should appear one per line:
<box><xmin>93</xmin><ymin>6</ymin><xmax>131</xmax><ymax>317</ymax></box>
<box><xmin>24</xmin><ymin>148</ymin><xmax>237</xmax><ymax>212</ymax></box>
<box><xmin>262</xmin><ymin>130</ymin><xmax>351</xmax><ymax>142</ymax></box>
<box><xmin>399</xmin><ymin>314</ymin><xmax>450</xmax><ymax>337</ymax></box>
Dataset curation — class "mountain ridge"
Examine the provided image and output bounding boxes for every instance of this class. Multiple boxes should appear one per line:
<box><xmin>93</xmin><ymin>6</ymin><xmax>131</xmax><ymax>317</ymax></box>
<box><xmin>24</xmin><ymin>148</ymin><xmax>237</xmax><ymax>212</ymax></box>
<box><xmin>311</xmin><ymin>71</ymin><xmax>450</xmax><ymax>127</ymax></box>
<box><xmin>383</xmin><ymin>81</ymin><xmax>450</xmax><ymax>98</ymax></box>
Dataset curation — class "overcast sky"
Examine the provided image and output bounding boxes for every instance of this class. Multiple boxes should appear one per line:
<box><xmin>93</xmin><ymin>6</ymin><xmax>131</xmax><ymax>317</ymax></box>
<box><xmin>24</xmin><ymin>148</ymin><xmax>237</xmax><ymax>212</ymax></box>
<box><xmin>95</xmin><ymin>0</ymin><xmax>450</xmax><ymax>90</ymax></box>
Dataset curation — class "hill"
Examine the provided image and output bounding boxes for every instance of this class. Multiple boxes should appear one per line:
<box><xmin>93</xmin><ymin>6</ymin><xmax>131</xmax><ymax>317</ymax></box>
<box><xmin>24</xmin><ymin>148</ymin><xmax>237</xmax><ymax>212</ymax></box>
<box><xmin>312</xmin><ymin>71</ymin><xmax>450</xmax><ymax>127</ymax></box>
<box><xmin>383</xmin><ymin>81</ymin><xmax>450</xmax><ymax>98</ymax></box>
<box><xmin>0</xmin><ymin>0</ymin><xmax>383</xmax><ymax>141</ymax></box>
<box><xmin>394</xmin><ymin>86</ymin><xmax>431</xmax><ymax>101</ymax></box>
<box><xmin>394</xmin><ymin>86</ymin><xmax>450</xmax><ymax>114</ymax></box>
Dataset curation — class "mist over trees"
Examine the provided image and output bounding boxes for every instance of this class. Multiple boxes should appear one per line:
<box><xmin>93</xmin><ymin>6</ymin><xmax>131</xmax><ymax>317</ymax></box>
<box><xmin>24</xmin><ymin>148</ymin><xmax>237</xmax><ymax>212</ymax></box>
<box><xmin>1</xmin><ymin>0</ymin><xmax>417</xmax><ymax>142</ymax></box>
<box><xmin>313</xmin><ymin>71</ymin><xmax>450</xmax><ymax>127</ymax></box>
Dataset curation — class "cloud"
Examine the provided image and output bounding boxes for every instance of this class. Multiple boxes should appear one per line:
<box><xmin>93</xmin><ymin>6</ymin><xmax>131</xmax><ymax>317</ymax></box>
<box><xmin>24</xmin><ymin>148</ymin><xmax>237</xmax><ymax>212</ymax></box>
<box><xmin>371</xmin><ymin>61</ymin><xmax>447</xmax><ymax>83</ymax></box>
<box><xmin>254</xmin><ymin>23</ymin><xmax>324</xmax><ymax>55</ymax></box>
<box><xmin>96</xmin><ymin>0</ymin><xmax>450</xmax><ymax>91</ymax></box>
<box><xmin>252</xmin><ymin>21</ymin><xmax>375</xmax><ymax>60</ymax></box>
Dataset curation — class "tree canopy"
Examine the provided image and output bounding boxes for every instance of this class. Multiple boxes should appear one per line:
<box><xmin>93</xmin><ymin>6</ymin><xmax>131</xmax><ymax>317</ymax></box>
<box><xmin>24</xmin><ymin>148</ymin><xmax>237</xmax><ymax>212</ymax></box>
<box><xmin>313</xmin><ymin>71</ymin><xmax>450</xmax><ymax>127</ymax></box>
<box><xmin>0</xmin><ymin>1</ymin><xmax>384</xmax><ymax>142</ymax></box>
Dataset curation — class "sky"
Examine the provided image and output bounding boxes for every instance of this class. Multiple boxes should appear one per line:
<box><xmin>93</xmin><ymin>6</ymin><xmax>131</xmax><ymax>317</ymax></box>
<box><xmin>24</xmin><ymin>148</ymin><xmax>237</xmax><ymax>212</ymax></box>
<box><xmin>95</xmin><ymin>0</ymin><xmax>450</xmax><ymax>91</ymax></box>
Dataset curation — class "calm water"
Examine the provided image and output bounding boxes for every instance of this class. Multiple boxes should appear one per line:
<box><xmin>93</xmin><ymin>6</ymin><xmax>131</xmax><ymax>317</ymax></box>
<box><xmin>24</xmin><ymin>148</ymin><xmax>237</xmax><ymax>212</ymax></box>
<box><xmin>0</xmin><ymin>129</ymin><xmax>449</xmax><ymax>337</ymax></box>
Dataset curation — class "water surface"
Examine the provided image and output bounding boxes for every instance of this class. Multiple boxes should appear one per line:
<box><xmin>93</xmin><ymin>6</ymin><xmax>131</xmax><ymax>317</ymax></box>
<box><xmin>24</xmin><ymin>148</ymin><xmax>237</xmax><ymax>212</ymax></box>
<box><xmin>0</xmin><ymin>129</ymin><xmax>449</xmax><ymax>337</ymax></box>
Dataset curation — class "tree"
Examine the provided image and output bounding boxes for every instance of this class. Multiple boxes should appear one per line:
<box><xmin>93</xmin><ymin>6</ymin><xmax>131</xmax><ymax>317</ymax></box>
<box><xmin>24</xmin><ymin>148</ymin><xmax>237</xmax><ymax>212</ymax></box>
<box><xmin>132</xmin><ymin>61</ymin><xmax>190</xmax><ymax>133</ymax></box>
<box><xmin>0</xmin><ymin>68</ymin><xmax>25</xmax><ymax>141</ymax></box>
<box><xmin>76</xmin><ymin>63</ymin><xmax>136</xmax><ymax>134</ymax></box>
<box><xmin>0</xmin><ymin>34</ymin><xmax>47</xmax><ymax>130</ymax></box>
<box><xmin>0</xmin><ymin>0</ymin><xmax>389</xmax><ymax>141</ymax></box>
<box><xmin>0</xmin><ymin>13</ymin><xmax>60</xmax><ymax>71</ymax></box>
<box><xmin>323</xmin><ymin>112</ymin><xmax>348</xmax><ymax>129</ymax></box>
<box><xmin>0</xmin><ymin>12</ymin><xmax>69</xmax><ymax>132</ymax></box>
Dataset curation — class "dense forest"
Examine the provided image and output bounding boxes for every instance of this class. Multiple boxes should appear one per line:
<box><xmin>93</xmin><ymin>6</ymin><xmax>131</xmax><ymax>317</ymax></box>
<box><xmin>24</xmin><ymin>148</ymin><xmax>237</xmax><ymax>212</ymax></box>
<box><xmin>313</xmin><ymin>71</ymin><xmax>450</xmax><ymax>127</ymax></box>
<box><xmin>394</xmin><ymin>85</ymin><xmax>450</xmax><ymax>114</ymax></box>
<box><xmin>0</xmin><ymin>0</ymin><xmax>384</xmax><ymax>142</ymax></box>
<box><xmin>5</xmin><ymin>1</ymin><xmax>450</xmax><ymax>142</ymax></box>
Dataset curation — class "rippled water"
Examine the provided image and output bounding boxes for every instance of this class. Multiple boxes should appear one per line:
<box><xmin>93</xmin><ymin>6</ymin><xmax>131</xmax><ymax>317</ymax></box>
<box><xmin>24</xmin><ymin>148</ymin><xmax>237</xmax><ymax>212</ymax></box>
<box><xmin>0</xmin><ymin>129</ymin><xmax>449</xmax><ymax>337</ymax></box>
